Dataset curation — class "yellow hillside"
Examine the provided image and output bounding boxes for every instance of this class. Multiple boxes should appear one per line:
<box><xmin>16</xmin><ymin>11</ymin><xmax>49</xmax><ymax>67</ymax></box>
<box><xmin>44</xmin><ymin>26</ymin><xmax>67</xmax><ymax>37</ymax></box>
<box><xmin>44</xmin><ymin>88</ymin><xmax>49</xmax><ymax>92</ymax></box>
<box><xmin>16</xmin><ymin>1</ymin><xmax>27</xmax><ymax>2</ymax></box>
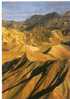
<box><xmin>2</xmin><ymin>27</ymin><xmax>70</xmax><ymax>99</ymax></box>
<box><xmin>2</xmin><ymin>27</ymin><xmax>25</xmax><ymax>63</ymax></box>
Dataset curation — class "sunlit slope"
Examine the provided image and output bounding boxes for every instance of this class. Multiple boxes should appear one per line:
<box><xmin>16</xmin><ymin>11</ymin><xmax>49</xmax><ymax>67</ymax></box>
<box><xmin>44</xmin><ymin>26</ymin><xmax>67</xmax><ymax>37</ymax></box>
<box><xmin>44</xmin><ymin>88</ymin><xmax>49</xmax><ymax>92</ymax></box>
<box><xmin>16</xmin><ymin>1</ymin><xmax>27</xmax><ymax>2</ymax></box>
<box><xmin>2</xmin><ymin>27</ymin><xmax>25</xmax><ymax>63</ymax></box>
<box><xmin>2</xmin><ymin>26</ymin><xmax>70</xmax><ymax>99</ymax></box>
<box><xmin>2</xmin><ymin>49</ymin><xmax>70</xmax><ymax>99</ymax></box>
<box><xmin>25</xmin><ymin>30</ymin><xmax>70</xmax><ymax>62</ymax></box>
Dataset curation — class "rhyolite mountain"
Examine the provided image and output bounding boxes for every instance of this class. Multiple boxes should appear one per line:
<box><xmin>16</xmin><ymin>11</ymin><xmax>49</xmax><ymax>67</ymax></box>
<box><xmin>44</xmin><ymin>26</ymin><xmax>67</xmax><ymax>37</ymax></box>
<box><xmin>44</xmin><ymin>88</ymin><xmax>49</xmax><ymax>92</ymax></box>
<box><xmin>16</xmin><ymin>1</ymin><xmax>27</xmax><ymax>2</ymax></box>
<box><xmin>2</xmin><ymin>11</ymin><xmax>70</xmax><ymax>31</ymax></box>
<box><xmin>24</xmin><ymin>12</ymin><xmax>61</xmax><ymax>29</ymax></box>
<box><xmin>24</xmin><ymin>11</ymin><xmax>70</xmax><ymax>32</ymax></box>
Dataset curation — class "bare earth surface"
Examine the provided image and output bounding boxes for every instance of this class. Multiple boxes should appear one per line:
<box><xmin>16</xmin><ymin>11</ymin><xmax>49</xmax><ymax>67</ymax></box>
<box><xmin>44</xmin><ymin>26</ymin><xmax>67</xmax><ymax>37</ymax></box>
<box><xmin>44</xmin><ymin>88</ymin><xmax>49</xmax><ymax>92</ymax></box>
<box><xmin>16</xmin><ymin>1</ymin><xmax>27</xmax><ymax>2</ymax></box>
<box><xmin>2</xmin><ymin>28</ymin><xmax>70</xmax><ymax>99</ymax></box>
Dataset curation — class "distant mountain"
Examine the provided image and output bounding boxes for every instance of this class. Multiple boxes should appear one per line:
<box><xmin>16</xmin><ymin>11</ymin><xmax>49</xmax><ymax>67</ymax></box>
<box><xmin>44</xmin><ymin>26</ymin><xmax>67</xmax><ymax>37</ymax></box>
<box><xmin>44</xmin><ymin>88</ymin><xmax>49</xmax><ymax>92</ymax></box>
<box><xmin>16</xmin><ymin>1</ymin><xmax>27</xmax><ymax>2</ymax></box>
<box><xmin>63</xmin><ymin>11</ymin><xmax>70</xmax><ymax>17</ymax></box>
<box><xmin>2</xmin><ymin>11</ymin><xmax>70</xmax><ymax>42</ymax></box>
<box><xmin>2</xmin><ymin>11</ymin><xmax>70</xmax><ymax>31</ymax></box>
<box><xmin>24</xmin><ymin>15</ymin><xmax>43</xmax><ymax>25</ymax></box>
<box><xmin>24</xmin><ymin>12</ymin><xmax>61</xmax><ymax>30</ymax></box>
<box><xmin>24</xmin><ymin>12</ymin><xmax>61</xmax><ymax>24</ymax></box>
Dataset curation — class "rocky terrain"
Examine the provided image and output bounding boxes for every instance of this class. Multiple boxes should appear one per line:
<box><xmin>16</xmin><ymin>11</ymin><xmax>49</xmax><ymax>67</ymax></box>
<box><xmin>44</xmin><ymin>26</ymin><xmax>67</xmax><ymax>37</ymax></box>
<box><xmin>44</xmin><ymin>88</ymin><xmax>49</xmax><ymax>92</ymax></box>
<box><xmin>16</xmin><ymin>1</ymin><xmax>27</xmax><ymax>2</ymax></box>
<box><xmin>2</xmin><ymin>11</ymin><xmax>70</xmax><ymax>99</ymax></box>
